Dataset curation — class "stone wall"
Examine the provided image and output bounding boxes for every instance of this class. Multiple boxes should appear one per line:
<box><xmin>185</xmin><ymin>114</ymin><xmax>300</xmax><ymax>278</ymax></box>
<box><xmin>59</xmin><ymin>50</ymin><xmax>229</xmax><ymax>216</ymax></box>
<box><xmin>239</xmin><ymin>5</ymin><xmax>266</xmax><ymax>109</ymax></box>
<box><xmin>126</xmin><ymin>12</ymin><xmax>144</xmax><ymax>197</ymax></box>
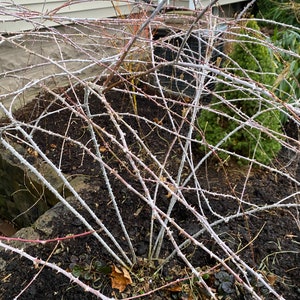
<box><xmin>0</xmin><ymin>142</ymin><xmax>65</xmax><ymax>228</ymax></box>
<box><xmin>0</xmin><ymin>17</ymin><xmax>151</xmax><ymax>231</ymax></box>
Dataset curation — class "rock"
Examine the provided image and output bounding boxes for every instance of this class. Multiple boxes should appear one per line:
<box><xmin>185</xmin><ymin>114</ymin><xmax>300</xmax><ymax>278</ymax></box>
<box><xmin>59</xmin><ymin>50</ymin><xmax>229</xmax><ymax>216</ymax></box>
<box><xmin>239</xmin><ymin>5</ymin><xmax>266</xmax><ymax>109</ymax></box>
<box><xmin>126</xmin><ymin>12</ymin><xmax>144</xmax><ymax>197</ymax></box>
<box><xmin>0</xmin><ymin>219</ymin><xmax>17</xmax><ymax>236</ymax></box>
<box><xmin>0</xmin><ymin>141</ymin><xmax>67</xmax><ymax>228</ymax></box>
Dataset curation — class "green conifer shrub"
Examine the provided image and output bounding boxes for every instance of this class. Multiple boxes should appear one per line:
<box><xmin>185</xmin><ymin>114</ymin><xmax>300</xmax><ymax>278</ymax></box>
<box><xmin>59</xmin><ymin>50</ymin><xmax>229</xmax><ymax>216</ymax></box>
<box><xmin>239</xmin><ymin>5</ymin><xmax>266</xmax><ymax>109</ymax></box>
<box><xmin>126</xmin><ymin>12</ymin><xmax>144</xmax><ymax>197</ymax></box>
<box><xmin>198</xmin><ymin>20</ymin><xmax>282</xmax><ymax>165</ymax></box>
<box><xmin>255</xmin><ymin>0</ymin><xmax>299</xmax><ymax>27</ymax></box>
<box><xmin>272</xmin><ymin>29</ymin><xmax>300</xmax><ymax>103</ymax></box>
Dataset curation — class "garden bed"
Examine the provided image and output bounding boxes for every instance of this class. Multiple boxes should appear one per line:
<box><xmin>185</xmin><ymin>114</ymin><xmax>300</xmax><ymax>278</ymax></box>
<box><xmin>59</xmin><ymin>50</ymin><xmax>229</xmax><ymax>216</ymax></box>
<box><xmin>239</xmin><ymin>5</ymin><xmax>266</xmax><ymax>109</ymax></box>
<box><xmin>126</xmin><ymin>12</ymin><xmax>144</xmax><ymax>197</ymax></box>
<box><xmin>0</xmin><ymin>83</ymin><xmax>299</xmax><ymax>299</ymax></box>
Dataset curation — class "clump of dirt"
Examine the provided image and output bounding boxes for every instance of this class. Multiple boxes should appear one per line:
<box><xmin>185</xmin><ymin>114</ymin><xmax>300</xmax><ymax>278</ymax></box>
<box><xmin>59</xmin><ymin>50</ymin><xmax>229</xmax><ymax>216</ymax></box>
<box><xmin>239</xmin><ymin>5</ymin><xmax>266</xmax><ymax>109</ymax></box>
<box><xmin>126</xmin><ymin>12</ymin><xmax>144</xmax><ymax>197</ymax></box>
<box><xmin>0</xmin><ymin>84</ymin><xmax>299</xmax><ymax>299</ymax></box>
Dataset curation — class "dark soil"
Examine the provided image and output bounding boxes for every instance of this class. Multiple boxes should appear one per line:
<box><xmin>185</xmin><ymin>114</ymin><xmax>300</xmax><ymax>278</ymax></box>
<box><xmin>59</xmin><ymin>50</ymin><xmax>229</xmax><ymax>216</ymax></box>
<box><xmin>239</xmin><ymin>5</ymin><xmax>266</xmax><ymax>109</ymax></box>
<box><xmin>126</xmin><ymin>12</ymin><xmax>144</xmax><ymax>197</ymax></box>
<box><xmin>0</xmin><ymin>83</ymin><xmax>299</xmax><ymax>299</ymax></box>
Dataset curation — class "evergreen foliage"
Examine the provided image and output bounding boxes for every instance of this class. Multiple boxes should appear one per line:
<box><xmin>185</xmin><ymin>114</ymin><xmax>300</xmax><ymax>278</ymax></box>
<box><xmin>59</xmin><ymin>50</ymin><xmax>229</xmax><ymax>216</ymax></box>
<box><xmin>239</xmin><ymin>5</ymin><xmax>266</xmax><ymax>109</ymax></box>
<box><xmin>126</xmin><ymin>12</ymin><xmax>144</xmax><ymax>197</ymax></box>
<box><xmin>255</xmin><ymin>0</ymin><xmax>299</xmax><ymax>27</ymax></box>
<box><xmin>254</xmin><ymin>0</ymin><xmax>300</xmax><ymax>103</ymax></box>
<box><xmin>272</xmin><ymin>29</ymin><xmax>300</xmax><ymax>103</ymax></box>
<box><xmin>198</xmin><ymin>20</ymin><xmax>282</xmax><ymax>165</ymax></box>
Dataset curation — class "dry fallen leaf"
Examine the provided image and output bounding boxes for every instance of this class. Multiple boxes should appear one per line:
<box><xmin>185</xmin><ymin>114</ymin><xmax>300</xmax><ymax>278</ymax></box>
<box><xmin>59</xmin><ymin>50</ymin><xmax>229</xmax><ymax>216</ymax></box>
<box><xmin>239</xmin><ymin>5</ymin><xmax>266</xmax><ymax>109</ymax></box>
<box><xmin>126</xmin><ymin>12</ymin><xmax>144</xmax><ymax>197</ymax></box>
<box><xmin>133</xmin><ymin>206</ymin><xmax>143</xmax><ymax>217</ymax></box>
<box><xmin>110</xmin><ymin>265</ymin><xmax>132</xmax><ymax>292</ymax></box>
<box><xmin>27</xmin><ymin>147</ymin><xmax>38</xmax><ymax>157</ymax></box>
<box><xmin>153</xmin><ymin>117</ymin><xmax>163</xmax><ymax>125</ymax></box>
<box><xmin>99</xmin><ymin>145</ymin><xmax>107</xmax><ymax>153</ymax></box>
<box><xmin>167</xmin><ymin>284</ymin><xmax>182</xmax><ymax>292</ymax></box>
<box><xmin>182</xmin><ymin>107</ymin><xmax>188</xmax><ymax>117</ymax></box>
<box><xmin>267</xmin><ymin>273</ymin><xmax>277</xmax><ymax>286</ymax></box>
<box><xmin>166</xmin><ymin>183</ymin><xmax>176</xmax><ymax>199</ymax></box>
<box><xmin>159</xmin><ymin>175</ymin><xmax>167</xmax><ymax>182</ymax></box>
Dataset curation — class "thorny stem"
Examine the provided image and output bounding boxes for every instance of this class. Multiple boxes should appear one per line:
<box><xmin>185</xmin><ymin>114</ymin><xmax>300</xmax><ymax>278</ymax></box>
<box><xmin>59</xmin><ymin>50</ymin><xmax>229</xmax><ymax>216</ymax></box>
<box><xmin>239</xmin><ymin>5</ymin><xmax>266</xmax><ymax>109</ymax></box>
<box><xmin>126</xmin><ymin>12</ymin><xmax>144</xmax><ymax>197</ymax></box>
<box><xmin>103</xmin><ymin>0</ymin><xmax>169</xmax><ymax>89</ymax></box>
<box><xmin>0</xmin><ymin>241</ymin><xmax>113</xmax><ymax>300</ymax></box>
<box><xmin>0</xmin><ymin>102</ymin><xmax>133</xmax><ymax>268</ymax></box>
<box><xmin>152</xmin><ymin>11</ymin><xmax>221</xmax><ymax>258</ymax></box>
<box><xmin>0</xmin><ymin>4</ymin><xmax>299</xmax><ymax>299</ymax></box>
<box><xmin>83</xmin><ymin>87</ymin><xmax>137</xmax><ymax>263</ymax></box>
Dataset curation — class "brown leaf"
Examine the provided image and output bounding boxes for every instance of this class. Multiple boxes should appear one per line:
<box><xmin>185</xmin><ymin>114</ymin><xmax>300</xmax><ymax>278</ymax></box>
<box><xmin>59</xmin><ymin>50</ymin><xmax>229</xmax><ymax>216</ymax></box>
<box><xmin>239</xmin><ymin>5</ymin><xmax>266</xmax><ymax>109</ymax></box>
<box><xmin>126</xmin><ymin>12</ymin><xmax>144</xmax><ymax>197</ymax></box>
<box><xmin>166</xmin><ymin>183</ymin><xmax>176</xmax><ymax>199</ymax></box>
<box><xmin>110</xmin><ymin>265</ymin><xmax>132</xmax><ymax>292</ymax></box>
<box><xmin>99</xmin><ymin>145</ymin><xmax>107</xmax><ymax>153</ymax></box>
<box><xmin>167</xmin><ymin>284</ymin><xmax>182</xmax><ymax>292</ymax></box>
<box><xmin>153</xmin><ymin>117</ymin><xmax>163</xmax><ymax>125</ymax></box>
<box><xmin>267</xmin><ymin>273</ymin><xmax>277</xmax><ymax>286</ymax></box>
<box><xmin>27</xmin><ymin>147</ymin><xmax>38</xmax><ymax>157</ymax></box>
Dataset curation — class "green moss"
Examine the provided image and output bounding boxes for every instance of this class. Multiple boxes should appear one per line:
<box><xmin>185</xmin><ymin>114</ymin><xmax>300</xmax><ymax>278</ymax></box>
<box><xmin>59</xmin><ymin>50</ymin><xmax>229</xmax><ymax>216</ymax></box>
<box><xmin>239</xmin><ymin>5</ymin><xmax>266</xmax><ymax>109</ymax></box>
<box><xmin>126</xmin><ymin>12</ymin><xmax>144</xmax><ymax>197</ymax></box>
<box><xmin>198</xmin><ymin>20</ymin><xmax>282</xmax><ymax>165</ymax></box>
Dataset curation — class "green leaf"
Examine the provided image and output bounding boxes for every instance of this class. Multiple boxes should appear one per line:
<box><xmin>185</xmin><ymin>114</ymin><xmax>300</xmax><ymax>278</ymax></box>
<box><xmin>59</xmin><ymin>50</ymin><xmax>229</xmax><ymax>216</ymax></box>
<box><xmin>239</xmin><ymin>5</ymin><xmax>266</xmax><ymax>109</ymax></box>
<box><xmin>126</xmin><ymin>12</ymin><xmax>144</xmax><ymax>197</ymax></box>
<box><xmin>83</xmin><ymin>272</ymin><xmax>92</xmax><ymax>280</ymax></box>
<box><xmin>94</xmin><ymin>261</ymin><xmax>112</xmax><ymax>274</ymax></box>
<box><xmin>72</xmin><ymin>265</ymin><xmax>83</xmax><ymax>278</ymax></box>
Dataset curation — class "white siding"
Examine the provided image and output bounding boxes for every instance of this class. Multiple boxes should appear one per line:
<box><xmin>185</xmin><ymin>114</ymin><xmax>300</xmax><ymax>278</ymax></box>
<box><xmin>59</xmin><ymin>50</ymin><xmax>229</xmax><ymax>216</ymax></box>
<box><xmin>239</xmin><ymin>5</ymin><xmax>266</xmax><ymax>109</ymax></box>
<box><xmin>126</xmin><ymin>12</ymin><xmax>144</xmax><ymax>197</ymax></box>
<box><xmin>157</xmin><ymin>0</ymin><xmax>247</xmax><ymax>9</ymax></box>
<box><xmin>200</xmin><ymin>0</ymin><xmax>247</xmax><ymax>4</ymax></box>
<box><xmin>0</xmin><ymin>0</ymin><xmax>132</xmax><ymax>33</ymax></box>
<box><xmin>0</xmin><ymin>0</ymin><xmax>247</xmax><ymax>33</ymax></box>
